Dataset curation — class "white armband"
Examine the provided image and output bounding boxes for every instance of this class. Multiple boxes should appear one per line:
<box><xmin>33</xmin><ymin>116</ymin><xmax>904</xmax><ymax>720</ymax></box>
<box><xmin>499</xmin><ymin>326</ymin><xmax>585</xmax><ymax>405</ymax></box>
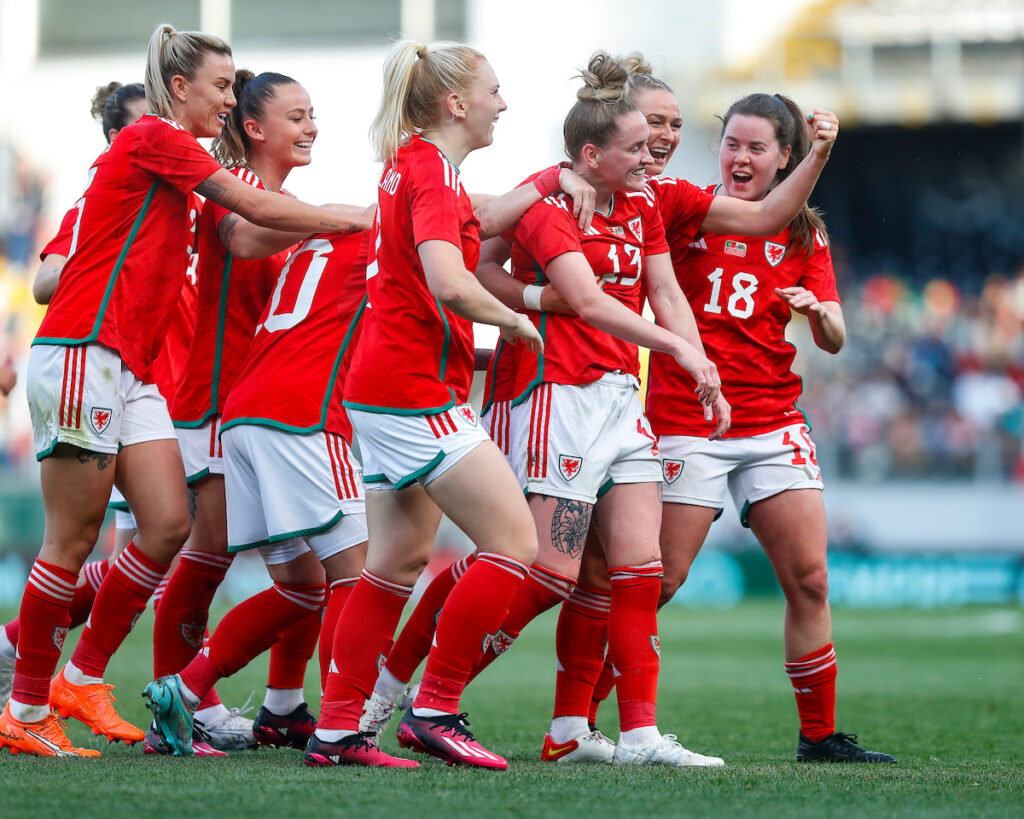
<box><xmin>522</xmin><ymin>284</ymin><xmax>545</xmax><ymax>312</ymax></box>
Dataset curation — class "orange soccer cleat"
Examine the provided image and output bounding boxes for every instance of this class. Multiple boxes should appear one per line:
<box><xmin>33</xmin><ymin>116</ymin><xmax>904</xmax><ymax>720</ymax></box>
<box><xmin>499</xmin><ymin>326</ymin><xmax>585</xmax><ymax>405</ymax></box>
<box><xmin>0</xmin><ymin>702</ymin><xmax>101</xmax><ymax>757</ymax></box>
<box><xmin>50</xmin><ymin>666</ymin><xmax>145</xmax><ymax>744</ymax></box>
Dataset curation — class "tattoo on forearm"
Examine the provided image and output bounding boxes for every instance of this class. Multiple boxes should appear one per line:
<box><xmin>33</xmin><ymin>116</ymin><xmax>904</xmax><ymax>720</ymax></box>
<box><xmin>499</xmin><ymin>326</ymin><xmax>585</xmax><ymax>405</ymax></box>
<box><xmin>195</xmin><ymin>178</ymin><xmax>241</xmax><ymax>211</ymax></box>
<box><xmin>549</xmin><ymin>497</ymin><xmax>592</xmax><ymax>559</ymax></box>
<box><xmin>76</xmin><ymin>450</ymin><xmax>113</xmax><ymax>471</ymax></box>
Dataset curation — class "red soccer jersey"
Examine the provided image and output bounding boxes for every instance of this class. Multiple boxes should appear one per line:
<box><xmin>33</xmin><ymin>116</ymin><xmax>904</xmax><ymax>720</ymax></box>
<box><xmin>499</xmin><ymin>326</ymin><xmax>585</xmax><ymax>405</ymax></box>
<box><xmin>221</xmin><ymin>231</ymin><xmax>370</xmax><ymax>440</ymax></box>
<box><xmin>505</xmin><ymin>183</ymin><xmax>669</xmax><ymax>400</ymax></box>
<box><xmin>171</xmin><ymin>170</ymin><xmax>288</xmax><ymax>426</ymax></box>
<box><xmin>648</xmin><ymin>175</ymin><xmax>715</xmax><ymax>253</ymax></box>
<box><xmin>34</xmin><ymin>114</ymin><xmax>223</xmax><ymax>382</ymax></box>
<box><xmin>344</xmin><ymin>135</ymin><xmax>479</xmax><ymax>414</ymax></box>
<box><xmin>646</xmin><ymin>188</ymin><xmax>840</xmax><ymax>438</ymax></box>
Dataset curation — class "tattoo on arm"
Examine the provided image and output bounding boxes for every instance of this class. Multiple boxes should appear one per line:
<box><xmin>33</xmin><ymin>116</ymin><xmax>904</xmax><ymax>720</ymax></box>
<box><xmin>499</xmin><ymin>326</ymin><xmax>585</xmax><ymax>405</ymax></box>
<box><xmin>218</xmin><ymin>213</ymin><xmax>239</xmax><ymax>247</ymax></box>
<box><xmin>549</xmin><ymin>497</ymin><xmax>592</xmax><ymax>559</ymax></box>
<box><xmin>195</xmin><ymin>177</ymin><xmax>241</xmax><ymax>211</ymax></box>
<box><xmin>75</xmin><ymin>450</ymin><xmax>114</xmax><ymax>471</ymax></box>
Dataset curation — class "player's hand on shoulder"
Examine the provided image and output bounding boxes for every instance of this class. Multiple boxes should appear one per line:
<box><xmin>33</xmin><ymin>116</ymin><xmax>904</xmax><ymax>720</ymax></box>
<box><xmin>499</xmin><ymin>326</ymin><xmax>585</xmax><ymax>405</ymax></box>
<box><xmin>775</xmin><ymin>286</ymin><xmax>826</xmax><ymax>319</ymax></box>
<box><xmin>557</xmin><ymin>168</ymin><xmax>596</xmax><ymax>232</ymax></box>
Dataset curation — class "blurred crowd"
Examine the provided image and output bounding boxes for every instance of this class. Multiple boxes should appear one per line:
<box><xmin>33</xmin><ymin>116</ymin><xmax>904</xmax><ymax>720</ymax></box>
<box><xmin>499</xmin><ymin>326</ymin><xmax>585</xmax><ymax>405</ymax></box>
<box><xmin>2</xmin><ymin>147</ymin><xmax>1024</xmax><ymax>482</ymax></box>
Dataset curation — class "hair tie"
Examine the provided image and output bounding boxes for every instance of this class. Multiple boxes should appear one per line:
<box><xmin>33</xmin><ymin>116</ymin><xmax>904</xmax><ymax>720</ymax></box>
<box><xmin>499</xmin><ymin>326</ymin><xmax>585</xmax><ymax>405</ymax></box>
<box><xmin>415</xmin><ymin>45</ymin><xmax>427</xmax><ymax>59</ymax></box>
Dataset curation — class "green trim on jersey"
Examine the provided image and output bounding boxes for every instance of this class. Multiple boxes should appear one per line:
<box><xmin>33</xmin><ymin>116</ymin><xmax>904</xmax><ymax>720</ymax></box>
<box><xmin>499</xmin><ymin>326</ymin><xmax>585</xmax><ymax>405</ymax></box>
<box><xmin>435</xmin><ymin>296</ymin><xmax>451</xmax><ymax>385</ymax></box>
<box><xmin>227</xmin><ymin>508</ymin><xmax>347</xmax><ymax>553</ymax></box>
<box><xmin>395</xmin><ymin>450</ymin><xmax>446</xmax><ymax>490</ymax></box>
<box><xmin>508</xmin><ymin>263</ymin><xmax>550</xmax><ymax>408</ymax></box>
<box><xmin>320</xmin><ymin>293</ymin><xmax>368</xmax><ymax>424</ymax></box>
<box><xmin>220</xmin><ymin>417</ymin><xmax>326</xmax><ymax>436</ymax></box>
<box><xmin>363</xmin><ymin>472</ymin><xmax>388</xmax><ymax>484</ymax></box>
<box><xmin>344</xmin><ymin>397</ymin><xmax>456</xmax><ymax>419</ymax></box>
<box><xmin>34</xmin><ymin>182</ymin><xmax>159</xmax><ymax>348</ymax></box>
<box><xmin>480</xmin><ymin>337</ymin><xmax>508</xmax><ymax>416</ymax></box>
<box><xmin>174</xmin><ymin>253</ymin><xmax>234</xmax><ymax>429</ymax></box>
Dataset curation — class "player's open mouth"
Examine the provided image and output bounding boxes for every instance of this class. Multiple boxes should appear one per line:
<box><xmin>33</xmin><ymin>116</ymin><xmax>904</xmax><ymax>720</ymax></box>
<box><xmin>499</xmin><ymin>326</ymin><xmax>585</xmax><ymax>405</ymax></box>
<box><xmin>732</xmin><ymin>172</ymin><xmax>753</xmax><ymax>183</ymax></box>
<box><xmin>295</xmin><ymin>141</ymin><xmax>314</xmax><ymax>150</ymax></box>
<box><xmin>217</xmin><ymin>114</ymin><xmax>228</xmax><ymax>125</ymax></box>
<box><xmin>650</xmin><ymin>147</ymin><xmax>669</xmax><ymax>161</ymax></box>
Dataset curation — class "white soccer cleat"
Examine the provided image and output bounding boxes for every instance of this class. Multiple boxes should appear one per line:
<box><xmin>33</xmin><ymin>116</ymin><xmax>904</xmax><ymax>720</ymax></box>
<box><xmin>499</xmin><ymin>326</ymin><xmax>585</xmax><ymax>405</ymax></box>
<box><xmin>195</xmin><ymin>706</ymin><xmax>257</xmax><ymax>751</ymax></box>
<box><xmin>359</xmin><ymin>691</ymin><xmax>397</xmax><ymax>743</ymax></box>
<box><xmin>613</xmin><ymin>733</ymin><xmax>725</xmax><ymax>768</ymax></box>
<box><xmin>0</xmin><ymin>650</ymin><xmax>13</xmax><ymax>709</ymax></box>
<box><xmin>541</xmin><ymin>729</ymin><xmax>615</xmax><ymax>763</ymax></box>
<box><xmin>398</xmin><ymin>681</ymin><xmax>419</xmax><ymax>711</ymax></box>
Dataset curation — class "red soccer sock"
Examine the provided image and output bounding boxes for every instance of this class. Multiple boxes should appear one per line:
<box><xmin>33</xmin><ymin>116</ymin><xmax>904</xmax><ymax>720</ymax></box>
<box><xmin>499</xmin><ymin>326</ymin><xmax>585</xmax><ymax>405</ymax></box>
<box><xmin>385</xmin><ymin>553</ymin><xmax>476</xmax><ymax>685</ymax></box>
<box><xmin>608</xmin><ymin>563</ymin><xmax>663</xmax><ymax>732</ymax></box>
<box><xmin>11</xmin><ymin>560</ymin><xmax>77</xmax><ymax>707</ymax></box>
<box><xmin>468</xmin><ymin>563</ymin><xmax>575</xmax><ymax>682</ymax></box>
<box><xmin>785</xmin><ymin>642</ymin><xmax>837</xmax><ymax>742</ymax></box>
<box><xmin>415</xmin><ymin>553</ymin><xmax>529</xmax><ymax>713</ymax></box>
<box><xmin>152</xmin><ymin>549</ymin><xmax>233</xmax><ymax>677</ymax></box>
<box><xmin>589</xmin><ymin>660</ymin><xmax>616</xmax><ymax>726</ymax></box>
<box><xmin>4</xmin><ymin>558</ymin><xmax>109</xmax><ymax>647</ymax></box>
<box><xmin>318</xmin><ymin>577</ymin><xmax>357</xmax><ymax>692</ymax></box>
<box><xmin>553</xmin><ymin>583</ymin><xmax>610</xmax><ymax>719</ymax></box>
<box><xmin>268</xmin><ymin>603</ymin><xmax>323</xmax><ymax>691</ymax></box>
<box><xmin>319</xmin><ymin>570</ymin><xmax>412</xmax><ymax>732</ymax></box>
<box><xmin>196</xmin><ymin>630</ymin><xmax>222</xmax><ymax>710</ymax></box>
<box><xmin>151</xmin><ymin>574</ymin><xmax>171</xmax><ymax>611</ymax></box>
<box><xmin>180</xmin><ymin>582</ymin><xmax>326</xmax><ymax>700</ymax></box>
<box><xmin>71</xmin><ymin>542</ymin><xmax>169</xmax><ymax>679</ymax></box>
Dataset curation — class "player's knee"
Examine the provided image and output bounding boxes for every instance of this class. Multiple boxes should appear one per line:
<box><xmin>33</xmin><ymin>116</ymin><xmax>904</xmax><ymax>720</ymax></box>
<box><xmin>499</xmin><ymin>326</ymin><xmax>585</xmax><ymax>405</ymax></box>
<box><xmin>792</xmin><ymin>565</ymin><xmax>829</xmax><ymax>607</ymax></box>
<box><xmin>658</xmin><ymin>569</ymin><xmax>688</xmax><ymax>608</ymax></box>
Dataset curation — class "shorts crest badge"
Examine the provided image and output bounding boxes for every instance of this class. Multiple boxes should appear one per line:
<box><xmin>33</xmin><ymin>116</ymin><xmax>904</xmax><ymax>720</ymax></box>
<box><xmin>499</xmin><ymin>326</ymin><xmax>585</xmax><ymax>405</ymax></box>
<box><xmin>558</xmin><ymin>454</ymin><xmax>583</xmax><ymax>481</ymax></box>
<box><xmin>627</xmin><ymin>217</ymin><xmax>643</xmax><ymax>243</ymax></box>
<box><xmin>650</xmin><ymin>635</ymin><xmax>661</xmax><ymax>656</ymax></box>
<box><xmin>663</xmin><ymin>459</ymin><xmax>684</xmax><ymax>484</ymax></box>
<box><xmin>456</xmin><ymin>404</ymin><xmax>477</xmax><ymax>426</ymax></box>
<box><xmin>764</xmin><ymin>241</ymin><xmax>786</xmax><ymax>267</ymax></box>
<box><xmin>90</xmin><ymin>407</ymin><xmax>112</xmax><ymax>435</ymax></box>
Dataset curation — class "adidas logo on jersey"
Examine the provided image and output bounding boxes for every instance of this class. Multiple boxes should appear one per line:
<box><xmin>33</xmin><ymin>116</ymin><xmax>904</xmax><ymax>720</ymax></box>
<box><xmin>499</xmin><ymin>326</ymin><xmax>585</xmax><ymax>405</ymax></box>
<box><xmin>687</xmin><ymin>237</ymin><xmax>708</xmax><ymax>250</ymax></box>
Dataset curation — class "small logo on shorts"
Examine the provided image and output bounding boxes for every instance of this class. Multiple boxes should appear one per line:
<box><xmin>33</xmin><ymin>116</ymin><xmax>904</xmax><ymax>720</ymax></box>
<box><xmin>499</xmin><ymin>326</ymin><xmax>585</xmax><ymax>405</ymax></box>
<box><xmin>558</xmin><ymin>455</ymin><xmax>583</xmax><ymax>481</ymax></box>
<box><xmin>663</xmin><ymin>459</ymin><xmax>684</xmax><ymax>484</ymax></box>
<box><xmin>52</xmin><ymin>626</ymin><xmax>69</xmax><ymax>651</ymax></box>
<box><xmin>764</xmin><ymin>241</ymin><xmax>787</xmax><ymax>267</ymax></box>
<box><xmin>456</xmin><ymin>404</ymin><xmax>478</xmax><ymax>427</ymax></box>
<box><xmin>650</xmin><ymin>635</ymin><xmax>661</xmax><ymax>657</ymax></box>
<box><xmin>90</xmin><ymin>407</ymin><xmax>112</xmax><ymax>435</ymax></box>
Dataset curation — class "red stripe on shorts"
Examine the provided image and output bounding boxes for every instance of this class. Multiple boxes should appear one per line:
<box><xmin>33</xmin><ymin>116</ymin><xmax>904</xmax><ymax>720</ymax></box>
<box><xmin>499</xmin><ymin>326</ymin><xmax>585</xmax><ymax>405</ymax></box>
<box><xmin>324</xmin><ymin>431</ymin><xmax>345</xmax><ymax>499</ymax></box>
<box><xmin>75</xmin><ymin>347</ymin><xmax>86</xmax><ymax>428</ymax></box>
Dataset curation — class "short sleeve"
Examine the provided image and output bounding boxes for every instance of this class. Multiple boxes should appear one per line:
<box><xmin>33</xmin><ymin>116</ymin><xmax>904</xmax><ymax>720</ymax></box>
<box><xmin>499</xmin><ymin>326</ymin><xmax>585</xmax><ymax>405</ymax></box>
<box><xmin>515</xmin><ymin>199</ymin><xmax>582</xmax><ymax>269</ymax></box>
<box><xmin>40</xmin><ymin>205</ymin><xmax>78</xmax><ymax>259</ymax></box>
<box><xmin>641</xmin><ymin>192</ymin><xmax>669</xmax><ymax>256</ymax></box>
<box><xmin>408</xmin><ymin>154</ymin><xmax>464</xmax><ymax>249</ymax></box>
<box><xmin>133</xmin><ymin>117</ymin><xmax>223</xmax><ymax>196</ymax></box>
<box><xmin>653</xmin><ymin>177</ymin><xmax>714</xmax><ymax>245</ymax></box>
<box><xmin>799</xmin><ymin>230</ymin><xmax>840</xmax><ymax>304</ymax></box>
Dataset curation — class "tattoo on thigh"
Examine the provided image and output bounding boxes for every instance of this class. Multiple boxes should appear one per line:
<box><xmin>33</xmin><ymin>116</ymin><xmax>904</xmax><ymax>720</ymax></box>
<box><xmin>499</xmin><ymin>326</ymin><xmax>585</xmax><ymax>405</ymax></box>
<box><xmin>188</xmin><ymin>486</ymin><xmax>199</xmax><ymax>522</ymax></box>
<box><xmin>550</xmin><ymin>498</ymin><xmax>592</xmax><ymax>559</ymax></box>
<box><xmin>76</xmin><ymin>450</ymin><xmax>113</xmax><ymax>471</ymax></box>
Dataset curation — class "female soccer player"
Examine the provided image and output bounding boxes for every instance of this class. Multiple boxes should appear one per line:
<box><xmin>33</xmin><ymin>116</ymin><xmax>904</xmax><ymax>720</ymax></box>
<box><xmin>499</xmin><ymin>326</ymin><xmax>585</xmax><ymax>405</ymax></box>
<box><xmin>557</xmin><ymin>79</ymin><xmax>892</xmax><ymax>763</ymax></box>
<box><xmin>304</xmin><ymin>38</ymin><xmax>605</xmax><ymax>771</ymax></box>
<box><xmin>0</xmin><ymin>23</ymin><xmax>370</xmax><ymax>759</ymax></box>
<box><xmin>144</xmin><ymin>229</ymin><xmax>372</xmax><ymax>757</ymax></box>
<box><xmin>152</xmin><ymin>68</ymin><xmax>338</xmax><ymax>753</ymax></box>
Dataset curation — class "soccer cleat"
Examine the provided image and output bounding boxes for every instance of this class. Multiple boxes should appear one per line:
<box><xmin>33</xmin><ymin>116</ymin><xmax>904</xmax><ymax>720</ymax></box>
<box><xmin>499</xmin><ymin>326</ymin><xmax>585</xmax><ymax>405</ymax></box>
<box><xmin>252</xmin><ymin>702</ymin><xmax>317</xmax><ymax>750</ymax></box>
<box><xmin>0</xmin><ymin>703</ymin><xmax>101</xmax><ymax>758</ymax></box>
<box><xmin>304</xmin><ymin>731</ymin><xmax>420</xmax><ymax>768</ymax></box>
<box><xmin>359</xmin><ymin>691</ymin><xmax>397</xmax><ymax>744</ymax></box>
<box><xmin>540</xmin><ymin>729</ymin><xmax>615</xmax><ymax>763</ymax></box>
<box><xmin>144</xmin><ymin>721</ymin><xmax>227</xmax><ymax>757</ymax></box>
<box><xmin>396</xmin><ymin>710</ymin><xmax>507</xmax><ymax>770</ymax></box>
<box><xmin>142</xmin><ymin>675</ymin><xmax>195</xmax><ymax>757</ymax></box>
<box><xmin>50</xmin><ymin>667</ymin><xmax>144</xmax><ymax>744</ymax></box>
<box><xmin>196</xmin><ymin>707</ymin><xmax>257</xmax><ymax>751</ymax></box>
<box><xmin>613</xmin><ymin>733</ymin><xmax>725</xmax><ymax>768</ymax></box>
<box><xmin>797</xmin><ymin>732</ymin><xmax>897</xmax><ymax>763</ymax></box>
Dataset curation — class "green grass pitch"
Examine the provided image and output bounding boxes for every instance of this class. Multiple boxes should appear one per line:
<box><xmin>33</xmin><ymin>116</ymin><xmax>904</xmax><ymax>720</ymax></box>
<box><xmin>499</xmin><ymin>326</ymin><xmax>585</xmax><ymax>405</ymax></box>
<box><xmin>2</xmin><ymin>601</ymin><xmax>1021</xmax><ymax>818</ymax></box>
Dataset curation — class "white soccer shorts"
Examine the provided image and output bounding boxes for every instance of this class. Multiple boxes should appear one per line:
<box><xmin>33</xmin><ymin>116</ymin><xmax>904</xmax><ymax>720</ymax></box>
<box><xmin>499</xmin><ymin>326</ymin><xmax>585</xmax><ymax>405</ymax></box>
<box><xmin>659</xmin><ymin>421</ymin><xmax>824</xmax><ymax>526</ymax></box>
<box><xmin>223</xmin><ymin>424</ymin><xmax>366</xmax><ymax>559</ymax></box>
<box><xmin>28</xmin><ymin>342</ymin><xmax>176</xmax><ymax>459</ymax></box>
<box><xmin>347</xmin><ymin>403</ymin><xmax>490</xmax><ymax>490</ymax></box>
<box><xmin>176</xmin><ymin>416</ymin><xmax>225</xmax><ymax>483</ymax></box>
<box><xmin>508</xmin><ymin>372</ymin><xmax>662</xmax><ymax>504</ymax></box>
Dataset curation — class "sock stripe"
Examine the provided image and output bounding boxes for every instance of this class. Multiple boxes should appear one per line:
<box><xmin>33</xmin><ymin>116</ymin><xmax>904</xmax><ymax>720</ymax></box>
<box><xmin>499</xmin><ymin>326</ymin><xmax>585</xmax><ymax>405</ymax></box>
<box><xmin>330</xmin><ymin>576</ymin><xmax>358</xmax><ymax>591</ymax></box>
<box><xmin>274</xmin><ymin>583</ymin><xmax>326</xmax><ymax>611</ymax></box>
<box><xmin>82</xmin><ymin>559</ymin><xmax>108</xmax><ymax>592</ymax></box>
<box><xmin>567</xmin><ymin>585</ymin><xmax>611</xmax><ymax>614</ymax></box>
<box><xmin>114</xmin><ymin>546</ymin><xmax>167</xmax><ymax>592</ymax></box>
<box><xmin>477</xmin><ymin>552</ymin><xmax>529</xmax><ymax>580</ymax></box>
<box><xmin>785</xmin><ymin>649</ymin><xmax>837</xmax><ymax>679</ymax></box>
<box><xmin>28</xmin><ymin>562</ymin><xmax>77</xmax><ymax>603</ymax></box>
<box><xmin>609</xmin><ymin>562</ymin><xmax>664</xmax><ymax>582</ymax></box>
<box><xmin>179</xmin><ymin>549</ymin><xmax>234</xmax><ymax>570</ymax></box>
<box><xmin>360</xmin><ymin>569</ymin><xmax>414</xmax><ymax>598</ymax></box>
<box><xmin>529</xmin><ymin>565</ymin><xmax>575</xmax><ymax>599</ymax></box>
<box><xmin>450</xmin><ymin>554</ymin><xmax>475</xmax><ymax>581</ymax></box>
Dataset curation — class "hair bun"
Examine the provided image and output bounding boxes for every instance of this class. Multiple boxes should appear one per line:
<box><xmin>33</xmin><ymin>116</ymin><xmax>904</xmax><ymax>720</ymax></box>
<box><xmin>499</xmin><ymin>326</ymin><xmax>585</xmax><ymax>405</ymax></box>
<box><xmin>91</xmin><ymin>81</ymin><xmax>123</xmax><ymax>120</ymax></box>
<box><xmin>620</xmin><ymin>52</ymin><xmax>653</xmax><ymax>79</ymax></box>
<box><xmin>576</xmin><ymin>51</ymin><xmax>629</xmax><ymax>104</ymax></box>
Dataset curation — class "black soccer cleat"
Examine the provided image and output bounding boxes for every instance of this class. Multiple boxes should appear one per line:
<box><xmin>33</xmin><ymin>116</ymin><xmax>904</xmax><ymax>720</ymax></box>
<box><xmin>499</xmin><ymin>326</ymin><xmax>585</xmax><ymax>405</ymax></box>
<box><xmin>252</xmin><ymin>703</ymin><xmax>317</xmax><ymax>750</ymax></box>
<box><xmin>797</xmin><ymin>731</ymin><xmax>896</xmax><ymax>763</ymax></box>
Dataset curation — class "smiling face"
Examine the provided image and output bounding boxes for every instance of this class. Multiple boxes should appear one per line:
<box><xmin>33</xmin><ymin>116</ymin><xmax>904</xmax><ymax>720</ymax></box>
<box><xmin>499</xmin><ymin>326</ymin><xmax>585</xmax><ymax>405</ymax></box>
<box><xmin>245</xmin><ymin>82</ymin><xmax>317</xmax><ymax>169</ymax></box>
<box><xmin>178</xmin><ymin>50</ymin><xmax>236</xmax><ymax>138</ymax></box>
<box><xmin>635</xmin><ymin>88</ymin><xmax>682</xmax><ymax>176</ymax></box>
<box><xmin>460</xmin><ymin>59</ymin><xmax>507</xmax><ymax>152</ymax></box>
<box><xmin>719</xmin><ymin>113</ymin><xmax>792</xmax><ymax>200</ymax></box>
<box><xmin>591</xmin><ymin>110</ymin><xmax>653</xmax><ymax>196</ymax></box>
